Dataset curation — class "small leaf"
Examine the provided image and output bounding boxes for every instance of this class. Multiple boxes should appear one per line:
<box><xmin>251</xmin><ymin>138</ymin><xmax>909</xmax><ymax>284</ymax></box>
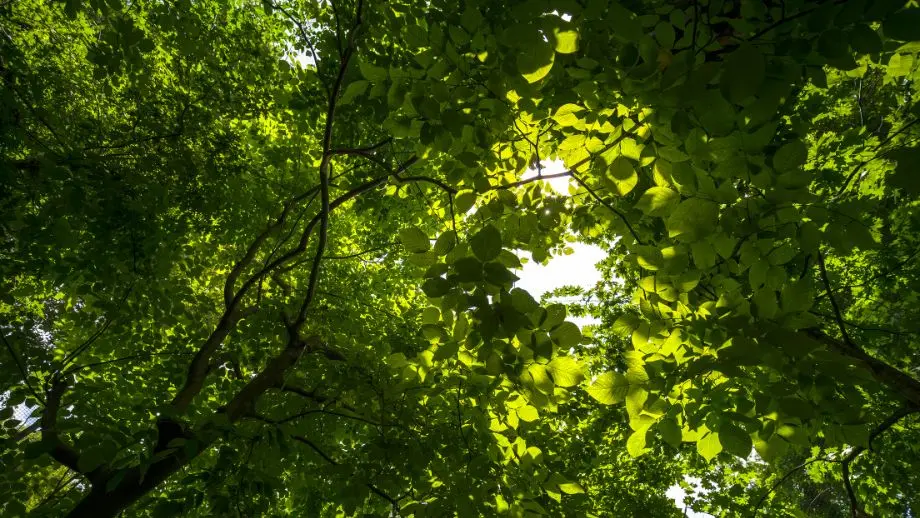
<box><xmin>722</xmin><ymin>44</ymin><xmax>765</xmax><ymax>103</ymax></box>
<box><xmin>719</xmin><ymin>423</ymin><xmax>753</xmax><ymax>458</ymax></box>
<box><xmin>399</xmin><ymin>226</ymin><xmax>430</xmax><ymax>253</ymax></box>
<box><xmin>558</xmin><ymin>481</ymin><xmax>585</xmax><ymax>494</ymax></box>
<box><xmin>586</xmin><ymin>372</ymin><xmax>629</xmax><ymax>404</ymax></box>
<box><xmin>883</xmin><ymin>9</ymin><xmax>920</xmax><ymax>41</ymax></box>
<box><xmin>547</xmin><ymin>356</ymin><xmax>585</xmax><ymax>387</ymax></box>
<box><xmin>432</xmin><ymin>231</ymin><xmax>457</xmax><ymax>255</ymax></box>
<box><xmin>697</xmin><ymin>431</ymin><xmax>722</xmax><ymax>461</ymax></box>
<box><xmin>635</xmin><ymin>186</ymin><xmax>679</xmax><ymax>216</ymax></box>
<box><xmin>471</xmin><ymin>225</ymin><xmax>502</xmax><ymax>262</ymax></box>
<box><xmin>517</xmin><ymin>405</ymin><xmax>539</xmax><ymax>422</ymax></box>
<box><xmin>517</xmin><ymin>40</ymin><xmax>555</xmax><ymax>83</ymax></box>
<box><xmin>608</xmin><ymin>157</ymin><xmax>637</xmax><ymax>195</ymax></box>
<box><xmin>773</xmin><ymin>140</ymin><xmax>808</xmax><ymax>171</ymax></box>
<box><xmin>553</xmin><ymin>28</ymin><xmax>579</xmax><ymax>54</ymax></box>
<box><xmin>627</xmin><ymin>429</ymin><xmax>648</xmax><ymax>457</ymax></box>
<box><xmin>422</xmin><ymin>278</ymin><xmax>450</xmax><ymax>297</ymax></box>
<box><xmin>454</xmin><ymin>190</ymin><xmax>477</xmax><ymax>213</ymax></box>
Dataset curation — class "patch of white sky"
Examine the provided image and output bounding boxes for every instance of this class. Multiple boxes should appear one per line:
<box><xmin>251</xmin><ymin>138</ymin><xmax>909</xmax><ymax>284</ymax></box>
<box><xmin>511</xmin><ymin>160</ymin><xmax>604</xmax><ymax>328</ymax></box>
<box><xmin>513</xmin><ymin>160</ymin><xmax>714</xmax><ymax>518</ymax></box>
<box><xmin>666</xmin><ymin>477</ymin><xmax>714</xmax><ymax>518</ymax></box>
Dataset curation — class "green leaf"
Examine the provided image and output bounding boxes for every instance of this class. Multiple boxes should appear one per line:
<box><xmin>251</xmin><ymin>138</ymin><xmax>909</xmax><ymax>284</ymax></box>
<box><xmin>781</xmin><ymin>279</ymin><xmax>814</xmax><ymax>313</ymax></box>
<box><xmin>654</xmin><ymin>21</ymin><xmax>675</xmax><ymax>49</ymax></box>
<box><xmin>484</xmin><ymin>262</ymin><xmax>518</xmax><ymax>286</ymax></box>
<box><xmin>510</xmin><ymin>288</ymin><xmax>539</xmax><ymax>313</ymax></box>
<box><xmin>627</xmin><ymin>429</ymin><xmax>648</xmax><ymax>457</ymax></box>
<box><xmin>471</xmin><ymin>225</ymin><xmax>502</xmax><ymax>262</ymax></box>
<box><xmin>550</xmin><ymin>322</ymin><xmax>582</xmax><ymax>348</ymax></box>
<box><xmin>883</xmin><ymin>9</ymin><xmax>920</xmax><ymax>41</ymax></box>
<box><xmin>667</xmin><ymin>198</ymin><xmax>719</xmax><ymax>240</ymax></box>
<box><xmin>454</xmin><ymin>190</ymin><xmax>477</xmax><ymax>213</ymax></box>
<box><xmin>722</xmin><ymin>44</ymin><xmax>765</xmax><ymax>103</ymax></box>
<box><xmin>517</xmin><ymin>405</ymin><xmax>539</xmax><ymax>422</ymax></box>
<box><xmin>558</xmin><ymin>481</ymin><xmax>585</xmax><ymax>495</ymax></box>
<box><xmin>527</xmin><ymin>364</ymin><xmax>555</xmax><ymax>394</ymax></box>
<box><xmin>697</xmin><ymin>431</ymin><xmax>722</xmax><ymax>462</ymax></box>
<box><xmin>547</xmin><ymin>356</ymin><xmax>585</xmax><ymax>387</ymax></box>
<box><xmin>517</xmin><ymin>40</ymin><xmax>555</xmax><ymax>83</ymax></box>
<box><xmin>719</xmin><ymin>423</ymin><xmax>752</xmax><ymax>458</ymax></box>
<box><xmin>433</xmin><ymin>231</ymin><xmax>457</xmax><ymax>255</ymax></box>
<box><xmin>817</xmin><ymin>29</ymin><xmax>857</xmax><ymax>69</ymax></box>
<box><xmin>635</xmin><ymin>186</ymin><xmax>679</xmax><ymax>216</ymax></box>
<box><xmin>553</xmin><ymin>28</ymin><xmax>579</xmax><ymax>54</ymax></box>
<box><xmin>659</xmin><ymin>417</ymin><xmax>682</xmax><ymax>448</ymax></box>
<box><xmin>849</xmin><ymin>24</ymin><xmax>883</xmax><ymax>54</ymax></box>
<box><xmin>339</xmin><ymin>80</ymin><xmax>369</xmax><ymax>106</ymax></box>
<box><xmin>358</xmin><ymin>59</ymin><xmax>387</xmax><ymax>81</ymax></box>
<box><xmin>773</xmin><ymin>140</ymin><xmax>808</xmax><ymax>172</ymax></box>
<box><xmin>608</xmin><ymin>157</ymin><xmax>638</xmax><ymax>195</ymax></box>
<box><xmin>422</xmin><ymin>278</ymin><xmax>450</xmax><ymax>298</ymax></box>
<box><xmin>453</xmin><ymin>257</ymin><xmax>483</xmax><ymax>282</ymax></box>
<box><xmin>888</xmin><ymin>147</ymin><xmax>920</xmax><ymax>195</ymax></box>
<box><xmin>552</xmin><ymin>103</ymin><xmax>585</xmax><ymax>127</ymax></box>
<box><xmin>612</xmin><ymin>313</ymin><xmax>640</xmax><ymax>336</ymax></box>
<box><xmin>78</xmin><ymin>445</ymin><xmax>111</xmax><ymax>473</ymax></box>
<box><xmin>754</xmin><ymin>434</ymin><xmax>789</xmax><ymax>463</ymax></box>
<box><xmin>586</xmin><ymin>372</ymin><xmax>629</xmax><ymax>404</ymax></box>
<box><xmin>607</xmin><ymin>1</ymin><xmax>643</xmax><ymax>43</ymax></box>
<box><xmin>399</xmin><ymin>226</ymin><xmax>430</xmax><ymax>253</ymax></box>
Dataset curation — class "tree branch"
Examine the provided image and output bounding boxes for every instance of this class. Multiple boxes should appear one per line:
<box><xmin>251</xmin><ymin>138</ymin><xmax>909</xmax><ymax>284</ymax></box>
<box><xmin>570</xmin><ymin>172</ymin><xmax>645</xmax><ymax>245</ymax></box>
<box><xmin>290</xmin><ymin>0</ymin><xmax>364</xmax><ymax>334</ymax></box>
<box><xmin>806</xmin><ymin>329</ymin><xmax>920</xmax><ymax>408</ymax></box>
<box><xmin>817</xmin><ymin>251</ymin><xmax>855</xmax><ymax>348</ymax></box>
<box><xmin>836</xmin><ymin>117</ymin><xmax>919</xmax><ymax>196</ymax></box>
<box><xmin>330</xmin><ymin>137</ymin><xmax>392</xmax><ymax>156</ymax></box>
<box><xmin>1</xmin><ymin>332</ymin><xmax>44</xmax><ymax>404</ymax></box>
<box><xmin>220</xmin><ymin>335</ymin><xmax>324</xmax><ymax>422</ymax></box>
<box><xmin>839</xmin><ymin>406</ymin><xmax>916</xmax><ymax>517</ymax></box>
<box><xmin>41</xmin><ymin>376</ymin><xmax>83</xmax><ymax>474</ymax></box>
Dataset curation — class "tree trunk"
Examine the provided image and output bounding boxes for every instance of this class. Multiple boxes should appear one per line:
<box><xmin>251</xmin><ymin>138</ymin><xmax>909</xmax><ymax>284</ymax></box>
<box><xmin>65</xmin><ymin>447</ymin><xmax>195</xmax><ymax>518</ymax></box>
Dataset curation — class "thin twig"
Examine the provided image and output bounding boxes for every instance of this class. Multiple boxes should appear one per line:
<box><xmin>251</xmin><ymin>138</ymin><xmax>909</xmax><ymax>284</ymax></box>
<box><xmin>570</xmin><ymin>172</ymin><xmax>645</xmax><ymax>245</ymax></box>
<box><xmin>817</xmin><ymin>251</ymin><xmax>855</xmax><ymax>348</ymax></box>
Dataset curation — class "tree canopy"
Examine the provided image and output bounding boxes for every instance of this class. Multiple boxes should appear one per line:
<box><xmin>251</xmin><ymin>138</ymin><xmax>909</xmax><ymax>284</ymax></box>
<box><xmin>2</xmin><ymin>0</ymin><xmax>920</xmax><ymax>516</ymax></box>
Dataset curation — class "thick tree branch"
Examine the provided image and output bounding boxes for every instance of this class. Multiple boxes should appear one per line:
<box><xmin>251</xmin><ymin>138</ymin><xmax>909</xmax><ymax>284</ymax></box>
<box><xmin>221</xmin><ymin>335</ymin><xmax>324</xmax><ymax>422</ymax></box>
<box><xmin>806</xmin><ymin>329</ymin><xmax>920</xmax><ymax>408</ymax></box>
<box><xmin>225</xmin><ymin>188</ymin><xmax>317</xmax><ymax>307</ymax></box>
<box><xmin>41</xmin><ymin>376</ymin><xmax>83</xmax><ymax>474</ymax></box>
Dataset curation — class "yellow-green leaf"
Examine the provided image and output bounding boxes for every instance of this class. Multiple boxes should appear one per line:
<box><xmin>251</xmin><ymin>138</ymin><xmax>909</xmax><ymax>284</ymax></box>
<box><xmin>547</xmin><ymin>356</ymin><xmax>585</xmax><ymax>387</ymax></box>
